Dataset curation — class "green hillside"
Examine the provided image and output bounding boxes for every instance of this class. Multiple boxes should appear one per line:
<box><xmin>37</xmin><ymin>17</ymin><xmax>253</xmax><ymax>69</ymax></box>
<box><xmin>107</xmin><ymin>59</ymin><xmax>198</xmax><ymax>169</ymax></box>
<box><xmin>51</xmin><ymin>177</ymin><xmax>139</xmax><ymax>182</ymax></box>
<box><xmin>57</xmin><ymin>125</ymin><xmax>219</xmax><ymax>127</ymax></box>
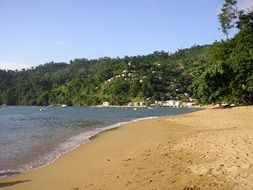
<box><xmin>0</xmin><ymin>45</ymin><xmax>209</xmax><ymax>106</ymax></box>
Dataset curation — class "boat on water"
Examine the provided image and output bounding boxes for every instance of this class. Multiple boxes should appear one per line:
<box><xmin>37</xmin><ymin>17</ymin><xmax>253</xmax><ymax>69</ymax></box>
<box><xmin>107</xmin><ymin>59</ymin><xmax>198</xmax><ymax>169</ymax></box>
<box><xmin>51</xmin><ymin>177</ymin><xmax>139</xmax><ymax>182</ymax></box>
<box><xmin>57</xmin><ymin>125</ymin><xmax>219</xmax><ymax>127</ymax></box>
<box><xmin>0</xmin><ymin>104</ymin><xmax>7</xmax><ymax>108</ymax></box>
<box><xmin>61</xmin><ymin>104</ymin><xmax>67</xmax><ymax>108</ymax></box>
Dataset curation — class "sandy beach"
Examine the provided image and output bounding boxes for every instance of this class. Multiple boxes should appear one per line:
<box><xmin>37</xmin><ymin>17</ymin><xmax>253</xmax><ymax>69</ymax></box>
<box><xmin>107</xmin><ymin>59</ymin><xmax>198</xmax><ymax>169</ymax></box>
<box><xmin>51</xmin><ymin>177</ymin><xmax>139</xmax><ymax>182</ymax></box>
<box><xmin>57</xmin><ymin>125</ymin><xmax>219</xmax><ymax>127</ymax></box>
<box><xmin>0</xmin><ymin>106</ymin><xmax>253</xmax><ymax>190</ymax></box>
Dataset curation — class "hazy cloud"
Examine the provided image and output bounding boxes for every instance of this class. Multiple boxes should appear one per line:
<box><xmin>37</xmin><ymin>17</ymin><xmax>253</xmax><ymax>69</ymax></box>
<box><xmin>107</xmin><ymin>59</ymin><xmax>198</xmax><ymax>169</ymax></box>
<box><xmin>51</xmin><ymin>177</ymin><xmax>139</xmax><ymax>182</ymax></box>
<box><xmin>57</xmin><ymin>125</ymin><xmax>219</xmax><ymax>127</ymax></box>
<box><xmin>0</xmin><ymin>61</ymin><xmax>30</xmax><ymax>70</ymax></box>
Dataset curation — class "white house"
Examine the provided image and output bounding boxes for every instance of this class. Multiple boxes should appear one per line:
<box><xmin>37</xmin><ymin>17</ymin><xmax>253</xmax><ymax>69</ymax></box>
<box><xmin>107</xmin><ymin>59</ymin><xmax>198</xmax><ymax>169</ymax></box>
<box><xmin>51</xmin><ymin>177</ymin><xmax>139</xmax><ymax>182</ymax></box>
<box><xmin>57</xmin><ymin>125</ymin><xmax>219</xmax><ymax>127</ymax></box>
<box><xmin>102</xmin><ymin>102</ymin><xmax>110</xmax><ymax>107</ymax></box>
<box><xmin>186</xmin><ymin>102</ymin><xmax>193</xmax><ymax>107</ymax></box>
<box><xmin>127</xmin><ymin>102</ymin><xmax>134</xmax><ymax>106</ymax></box>
<box><xmin>175</xmin><ymin>101</ymin><xmax>181</xmax><ymax>107</ymax></box>
<box><xmin>165</xmin><ymin>100</ymin><xmax>175</xmax><ymax>107</ymax></box>
<box><xmin>155</xmin><ymin>101</ymin><xmax>164</xmax><ymax>106</ymax></box>
<box><xmin>134</xmin><ymin>102</ymin><xmax>139</xmax><ymax>107</ymax></box>
<box><xmin>139</xmin><ymin>102</ymin><xmax>145</xmax><ymax>107</ymax></box>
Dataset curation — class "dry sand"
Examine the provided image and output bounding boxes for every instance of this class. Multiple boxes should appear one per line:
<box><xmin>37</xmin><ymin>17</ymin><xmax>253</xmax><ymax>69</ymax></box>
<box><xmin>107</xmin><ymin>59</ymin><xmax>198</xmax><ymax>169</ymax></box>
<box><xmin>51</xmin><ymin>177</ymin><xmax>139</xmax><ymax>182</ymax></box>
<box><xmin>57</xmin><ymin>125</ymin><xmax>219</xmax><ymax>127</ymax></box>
<box><xmin>0</xmin><ymin>106</ymin><xmax>253</xmax><ymax>190</ymax></box>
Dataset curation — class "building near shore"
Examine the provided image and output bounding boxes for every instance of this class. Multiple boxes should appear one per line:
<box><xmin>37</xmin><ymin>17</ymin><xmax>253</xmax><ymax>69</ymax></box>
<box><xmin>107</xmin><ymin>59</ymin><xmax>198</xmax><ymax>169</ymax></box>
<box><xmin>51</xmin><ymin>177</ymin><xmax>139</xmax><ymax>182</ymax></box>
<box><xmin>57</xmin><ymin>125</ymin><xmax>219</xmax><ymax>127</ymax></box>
<box><xmin>154</xmin><ymin>101</ymin><xmax>164</xmax><ymax>106</ymax></box>
<box><xmin>186</xmin><ymin>102</ymin><xmax>193</xmax><ymax>107</ymax></box>
<box><xmin>134</xmin><ymin>102</ymin><xmax>139</xmax><ymax>107</ymax></box>
<box><xmin>164</xmin><ymin>100</ymin><xmax>175</xmax><ymax>107</ymax></box>
<box><xmin>175</xmin><ymin>101</ymin><xmax>181</xmax><ymax>107</ymax></box>
<box><xmin>102</xmin><ymin>101</ymin><xmax>110</xmax><ymax>107</ymax></box>
<box><xmin>139</xmin><ymin>102</ymin><xmax>145</xmax><ymax>107</ymax></box>
<box><xmin>127</xmin><ymin>102</ymin><xmax>134</xmax><ymax>107</ymax></box>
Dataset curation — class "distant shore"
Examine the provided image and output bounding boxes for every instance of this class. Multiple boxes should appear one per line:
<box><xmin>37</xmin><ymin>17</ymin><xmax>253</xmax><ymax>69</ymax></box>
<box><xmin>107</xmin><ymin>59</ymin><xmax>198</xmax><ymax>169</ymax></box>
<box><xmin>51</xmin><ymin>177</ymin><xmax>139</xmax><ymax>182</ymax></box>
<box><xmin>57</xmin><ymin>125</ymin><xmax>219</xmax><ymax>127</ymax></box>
<box><xmin>0</xmin><ymin>106</ymin><xmax>252</xmax><ymax>190</ymax></box>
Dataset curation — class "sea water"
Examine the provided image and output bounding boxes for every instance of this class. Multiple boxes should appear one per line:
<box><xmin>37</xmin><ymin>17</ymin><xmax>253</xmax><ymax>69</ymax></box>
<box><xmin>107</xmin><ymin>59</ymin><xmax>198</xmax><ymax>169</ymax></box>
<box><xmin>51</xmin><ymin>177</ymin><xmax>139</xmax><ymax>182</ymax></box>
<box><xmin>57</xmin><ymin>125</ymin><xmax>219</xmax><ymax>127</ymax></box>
<box><xmin>0</xmin><ymin>106</ymin><xmax>199</xmax><ymax>177</ymax></box>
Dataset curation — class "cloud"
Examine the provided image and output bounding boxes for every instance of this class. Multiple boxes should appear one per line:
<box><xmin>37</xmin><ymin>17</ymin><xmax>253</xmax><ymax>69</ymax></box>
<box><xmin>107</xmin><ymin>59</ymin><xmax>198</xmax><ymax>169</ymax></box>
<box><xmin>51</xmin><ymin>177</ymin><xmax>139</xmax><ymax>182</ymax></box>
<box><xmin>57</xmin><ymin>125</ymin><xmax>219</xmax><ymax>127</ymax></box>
<box><xmin>238</xmin><ymin>0</ymin><xmax>253</xmax><ymax>11</ymax></box>
<box><xmin>0</xmin><ymin>61</ymin><xmax>30</xmax><ymax>70</ymax></box>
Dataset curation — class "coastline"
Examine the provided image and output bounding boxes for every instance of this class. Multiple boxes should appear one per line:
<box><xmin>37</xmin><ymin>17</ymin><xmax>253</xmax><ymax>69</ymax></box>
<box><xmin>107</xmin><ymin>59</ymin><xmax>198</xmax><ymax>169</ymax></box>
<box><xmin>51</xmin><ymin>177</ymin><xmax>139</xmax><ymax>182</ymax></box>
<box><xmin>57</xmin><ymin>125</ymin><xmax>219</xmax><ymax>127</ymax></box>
<box><xmin>0</xmin><ymin>116</ymin><xmax>158</xmax><ymax>179</ymax></box>
<box><xmin>0</xmin><ymin>106</ymin><xmax>252</xmax><ymax>190</ymax></box>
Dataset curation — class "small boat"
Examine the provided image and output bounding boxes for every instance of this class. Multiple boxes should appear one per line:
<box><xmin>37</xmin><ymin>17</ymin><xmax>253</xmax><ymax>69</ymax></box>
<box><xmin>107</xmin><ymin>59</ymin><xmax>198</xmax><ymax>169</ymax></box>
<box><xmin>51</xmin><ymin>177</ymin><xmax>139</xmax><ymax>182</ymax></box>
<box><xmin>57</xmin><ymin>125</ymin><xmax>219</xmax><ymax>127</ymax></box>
<box><xmin>39</xmin><ymin>108</ymin><xmax>45</xmax><ymax>112</ymax></box>
<box><xmin>0</xmin><ymin>104</ymin><xmax>7</xmax><ymax>108</ymax></box>
<box><xmin>61</xmin><ymin>104</ymin><xmax>67</xmax><ymax>108</ymax></box>
<box><xmin>147</xmin><ymin>107</ymin><xmax>154</xmax><ymax>109</ymax></box>
<box><xmin>133</xmin><ymin>108</ymin><xmax>137</xmax><ymax>110</ymax></box>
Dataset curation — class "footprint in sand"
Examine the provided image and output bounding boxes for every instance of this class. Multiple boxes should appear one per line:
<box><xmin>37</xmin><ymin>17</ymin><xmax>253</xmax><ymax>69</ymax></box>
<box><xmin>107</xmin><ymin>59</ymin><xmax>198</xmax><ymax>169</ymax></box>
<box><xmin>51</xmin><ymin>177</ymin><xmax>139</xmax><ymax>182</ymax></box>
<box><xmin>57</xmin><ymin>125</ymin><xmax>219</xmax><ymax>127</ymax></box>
<box><xmin>183</xmin><ymin>185</ymin><xmax>200</xmax><ymax>190</ymax></box>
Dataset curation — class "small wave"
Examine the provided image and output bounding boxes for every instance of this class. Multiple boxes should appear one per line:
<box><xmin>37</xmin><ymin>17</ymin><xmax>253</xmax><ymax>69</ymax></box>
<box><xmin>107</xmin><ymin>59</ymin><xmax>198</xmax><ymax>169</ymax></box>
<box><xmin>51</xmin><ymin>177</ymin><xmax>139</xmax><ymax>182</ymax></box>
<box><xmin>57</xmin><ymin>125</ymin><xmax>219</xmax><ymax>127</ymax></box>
<box><xmin>0</xmin><ymin>116</ymin><xmax>157</xmax><ymax>178</ymax></box>
<box><xmin>0</xmin><ymin>171</ymin><xmax>21</xmax><ymax>178</ymax></box>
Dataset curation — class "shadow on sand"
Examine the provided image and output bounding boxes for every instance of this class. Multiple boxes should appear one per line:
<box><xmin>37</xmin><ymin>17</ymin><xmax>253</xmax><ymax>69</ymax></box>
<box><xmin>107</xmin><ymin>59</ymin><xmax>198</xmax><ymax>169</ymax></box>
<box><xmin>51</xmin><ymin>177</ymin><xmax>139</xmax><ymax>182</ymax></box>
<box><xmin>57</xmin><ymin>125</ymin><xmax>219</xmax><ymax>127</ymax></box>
<box><xmin>0</xmin><ymin>180</ymin><xmax>31</xmax><ymax>188</ymax></box>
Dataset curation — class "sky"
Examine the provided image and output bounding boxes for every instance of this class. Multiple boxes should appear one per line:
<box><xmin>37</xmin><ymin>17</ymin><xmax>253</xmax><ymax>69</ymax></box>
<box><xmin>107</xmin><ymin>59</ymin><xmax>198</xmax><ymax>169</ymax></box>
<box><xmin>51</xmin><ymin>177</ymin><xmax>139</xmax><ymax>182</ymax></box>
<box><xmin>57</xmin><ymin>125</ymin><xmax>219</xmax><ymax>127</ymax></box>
<box><xmin>0</xmin><ymin>0</ymin><xmax>253</xmax><ymax>70</ymax></box>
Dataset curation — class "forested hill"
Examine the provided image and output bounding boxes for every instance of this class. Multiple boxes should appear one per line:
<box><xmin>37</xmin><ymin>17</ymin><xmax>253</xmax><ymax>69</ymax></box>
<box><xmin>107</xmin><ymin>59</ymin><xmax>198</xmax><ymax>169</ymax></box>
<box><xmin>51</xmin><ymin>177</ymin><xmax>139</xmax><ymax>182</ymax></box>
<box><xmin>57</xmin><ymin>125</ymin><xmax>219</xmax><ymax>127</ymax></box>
<box><xmin>0</xmin><ymin>45</ymin><xmax>210</xmax><ymax>106</ymax></box>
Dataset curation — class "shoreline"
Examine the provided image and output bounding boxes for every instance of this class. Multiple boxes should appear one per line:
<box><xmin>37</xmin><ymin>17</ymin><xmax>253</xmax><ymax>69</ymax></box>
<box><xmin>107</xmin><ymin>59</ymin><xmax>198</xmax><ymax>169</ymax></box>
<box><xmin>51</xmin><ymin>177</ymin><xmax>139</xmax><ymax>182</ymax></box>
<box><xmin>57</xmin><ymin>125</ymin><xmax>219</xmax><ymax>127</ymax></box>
<box><xmin>0</xmin><ymin>106</ymin><xmax>252</xmax><ymax>189</ymax></box>
<box><xmin>0</xmin><ymin>106</ymin><xmax>200</xmax><ymax>179</ymax></box>
<box><xmin>0</xmin><ymin>116</ymin><xmax>158</xmax><ymax>179</ymax></box>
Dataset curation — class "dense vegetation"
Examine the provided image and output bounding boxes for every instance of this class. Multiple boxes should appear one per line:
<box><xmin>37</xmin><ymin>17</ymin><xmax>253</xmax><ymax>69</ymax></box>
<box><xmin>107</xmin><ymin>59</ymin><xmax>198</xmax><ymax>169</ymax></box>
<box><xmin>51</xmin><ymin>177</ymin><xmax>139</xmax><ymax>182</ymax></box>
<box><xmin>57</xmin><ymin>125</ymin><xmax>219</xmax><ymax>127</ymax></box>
<box><xmin>191</xmin><ymin>1</ymin><xmax>253</xmax><ymax>105</ymax></box>
<box><xmin>0</xmin><ymin>45</ymin><xmax>210</xmax><ymax>106</ymax></box>
<box><xmin>0</xmin><ymin>0</ymin><xmax>252</xmax><ymax>106</ymax></box>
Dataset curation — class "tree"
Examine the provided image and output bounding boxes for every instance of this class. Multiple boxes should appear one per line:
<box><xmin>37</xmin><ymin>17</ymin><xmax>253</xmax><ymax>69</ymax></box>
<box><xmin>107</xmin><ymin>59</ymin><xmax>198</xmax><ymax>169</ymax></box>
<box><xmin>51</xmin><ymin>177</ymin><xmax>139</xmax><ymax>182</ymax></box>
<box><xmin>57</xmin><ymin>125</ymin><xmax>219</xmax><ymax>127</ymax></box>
<box><xmin>192</xmin><ymin>6</ymin><xmax>253</xmax><ymax>105</ymax></box>
<box><xmin>218</xmin><ymin>0</ymin><xmax>242</xmax><ymax>38</ymax></box>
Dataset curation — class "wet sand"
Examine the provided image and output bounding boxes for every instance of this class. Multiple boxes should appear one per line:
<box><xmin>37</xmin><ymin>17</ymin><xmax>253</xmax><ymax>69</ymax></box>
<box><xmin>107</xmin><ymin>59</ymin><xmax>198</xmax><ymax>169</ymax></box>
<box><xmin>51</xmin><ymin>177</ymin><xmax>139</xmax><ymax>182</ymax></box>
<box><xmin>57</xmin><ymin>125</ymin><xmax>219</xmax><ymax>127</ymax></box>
<box><xmin>0</xmin><ymin>106</ymin><xmax>253</xmax><ymax>190</ymax></box>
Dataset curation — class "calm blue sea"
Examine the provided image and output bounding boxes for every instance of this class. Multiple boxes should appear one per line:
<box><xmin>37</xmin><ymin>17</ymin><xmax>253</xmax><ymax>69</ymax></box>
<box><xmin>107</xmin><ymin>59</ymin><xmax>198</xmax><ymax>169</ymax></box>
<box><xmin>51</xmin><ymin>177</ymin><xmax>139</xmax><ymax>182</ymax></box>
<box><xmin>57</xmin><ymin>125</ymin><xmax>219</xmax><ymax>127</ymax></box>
<box><xmin>0</xmin><ymin>106</ymin><xmax>199</xmax><ymax>177</ymax></box>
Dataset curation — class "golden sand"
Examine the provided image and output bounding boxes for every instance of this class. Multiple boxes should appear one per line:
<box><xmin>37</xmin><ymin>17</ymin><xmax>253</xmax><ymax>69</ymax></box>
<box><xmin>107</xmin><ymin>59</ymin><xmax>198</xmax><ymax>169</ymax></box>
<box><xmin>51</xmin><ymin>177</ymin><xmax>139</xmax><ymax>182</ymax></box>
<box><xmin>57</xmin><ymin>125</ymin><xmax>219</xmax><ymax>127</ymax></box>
<box><xmin>0</xmin><ymin>106</ymin><xmax>253</xmax><ymax>190</ymax></box>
